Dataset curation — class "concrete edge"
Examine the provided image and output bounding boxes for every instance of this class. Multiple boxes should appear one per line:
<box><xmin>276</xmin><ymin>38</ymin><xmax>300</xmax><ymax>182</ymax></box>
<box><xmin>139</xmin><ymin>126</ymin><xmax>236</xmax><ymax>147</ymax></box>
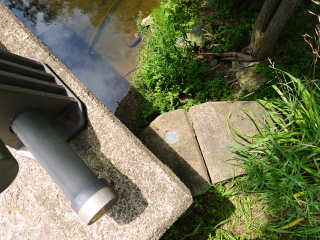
<box><xmin>0</xmin><ymin>2</ymin><xmax>193</xmax><ymax>239</ymax></box>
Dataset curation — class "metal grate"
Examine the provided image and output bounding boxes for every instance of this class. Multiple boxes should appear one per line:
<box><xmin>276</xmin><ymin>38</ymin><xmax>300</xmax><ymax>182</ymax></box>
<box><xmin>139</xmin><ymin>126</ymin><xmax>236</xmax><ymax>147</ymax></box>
<box><xmin>0</xmin><ymin>50</ymin><xmax>67</xmax><ymax>95</ymax></box>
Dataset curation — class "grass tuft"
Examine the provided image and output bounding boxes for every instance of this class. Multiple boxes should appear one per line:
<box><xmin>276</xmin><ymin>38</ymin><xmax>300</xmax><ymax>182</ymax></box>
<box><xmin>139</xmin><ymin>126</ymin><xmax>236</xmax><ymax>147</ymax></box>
<box><xmin>228</xmin><ymin>68</ymin><xmax>320</xmax><ymax>239</ymax></box>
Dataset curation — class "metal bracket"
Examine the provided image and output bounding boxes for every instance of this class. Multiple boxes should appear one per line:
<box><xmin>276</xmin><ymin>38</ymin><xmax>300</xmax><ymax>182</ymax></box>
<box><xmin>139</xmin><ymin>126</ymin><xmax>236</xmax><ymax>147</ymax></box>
<box><xmin>0</xmin><ymin>49</ymin><xmax>86</xmax><ymax>157</ymax></box>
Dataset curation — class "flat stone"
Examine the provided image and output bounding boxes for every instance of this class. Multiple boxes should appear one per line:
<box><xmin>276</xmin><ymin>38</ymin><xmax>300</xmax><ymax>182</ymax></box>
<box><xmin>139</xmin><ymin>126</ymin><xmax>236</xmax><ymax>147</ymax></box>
<box><xmin>139</xmin><ymin>109</ymin><xmax>211</xmax><ymax>195</ymax></box>
<box><xmin>141</xmin><ymin>16</ymin><xmax>154</xmax><ymax>27</ymax></box>
<box><xmin>203</xmin><ymin>23</ymin><xmax>213</xmax><ymax>35</ymax></box>
<box><xmin>188</xmin><ymin>101</ymin><xmax>267</xmax><ymax>184</ymax></box>
<box><xmin>187</xmin><ymin>26</ymin><xmax>204</xmax><ymax>47</ymax></box>
<box><xmin>235</xmin><ymin>65</ymin><xmax>267</xmax><ymax>91</ymax></box>
<box><xmin>0</xmin><ymin>2</ymin><xmax>192</xmax><ymax>240</ymax></box>
<box><xmin>210</xmin><ymin>59</ymin><xmax>218</xmax><ymax>68</ymax></box>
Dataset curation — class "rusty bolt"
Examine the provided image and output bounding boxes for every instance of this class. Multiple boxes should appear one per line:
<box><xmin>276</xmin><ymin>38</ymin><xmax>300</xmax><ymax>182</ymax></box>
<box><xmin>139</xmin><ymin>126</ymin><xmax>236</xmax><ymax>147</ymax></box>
<box><xmin>65</xmin><ymin>111</ymin><xmax>78</xmax><ymax>124</ymax></box>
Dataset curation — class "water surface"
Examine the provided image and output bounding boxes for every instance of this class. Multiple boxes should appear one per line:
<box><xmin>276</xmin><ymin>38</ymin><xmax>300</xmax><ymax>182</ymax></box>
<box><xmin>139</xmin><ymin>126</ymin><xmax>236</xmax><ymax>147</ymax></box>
<box><xmin>3</xmin><ymin>0</ymin><xmax>159</xmax><ymax>112</ymax></box>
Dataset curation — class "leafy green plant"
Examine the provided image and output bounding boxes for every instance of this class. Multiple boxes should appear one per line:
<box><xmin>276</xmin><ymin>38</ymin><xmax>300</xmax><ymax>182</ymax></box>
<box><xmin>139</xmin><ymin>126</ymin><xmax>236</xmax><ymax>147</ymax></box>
<box><xmin>133</xmin><ymin>0</ymin><xmax>233</xmax><ymax>120</ymax></box>
<box><xmin>203</xmin><ymin>0</ymin><xmax>258</xmax><ymax>53</ymax></box>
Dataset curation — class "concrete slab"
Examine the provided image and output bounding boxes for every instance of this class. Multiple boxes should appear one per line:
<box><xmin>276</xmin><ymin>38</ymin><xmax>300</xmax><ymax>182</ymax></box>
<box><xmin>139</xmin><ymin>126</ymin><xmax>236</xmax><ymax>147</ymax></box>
<box><xmin>0</xmin><ymin>2</ymin><xmax>192</xmax><ymax>240</ymax></box>
<box><xmin>139</xmin><ymin>109</ymin><xmax>211</xmax><ymax>195</ymax></box>
<box><xmin>188</xmin><ymin>101</ymin><xmax>267</xmax><ymax>184</ymax></box>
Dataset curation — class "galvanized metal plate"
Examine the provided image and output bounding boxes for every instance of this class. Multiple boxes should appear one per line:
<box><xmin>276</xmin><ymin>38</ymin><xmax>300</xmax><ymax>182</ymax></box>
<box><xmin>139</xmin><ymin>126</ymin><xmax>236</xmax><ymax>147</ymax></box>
<box><xmin>165</xmin><ymin>131</ymin><xmax>179</xmax><ymax>145</ymax></box>
<box><xmin>0</xmin><ymin>84</ymin><xmax>77</xmax><ymax>149</ymax></box>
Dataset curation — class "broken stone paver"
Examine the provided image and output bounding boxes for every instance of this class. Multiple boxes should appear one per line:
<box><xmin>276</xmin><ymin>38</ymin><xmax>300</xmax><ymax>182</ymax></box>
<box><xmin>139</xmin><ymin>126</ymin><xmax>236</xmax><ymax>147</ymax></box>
<box><xmin>0</xmin><ymin>2</ymin><xmax>192</xmax><ymax>239</ymax></box>
<box><xmin>139</xmin><ymin>109</ymin><xmax>211</xmax><ymax>195</ymax></box>
<box><xmin>188</xmin><ymin>101</ymin><xmax>267</xmax><ymax>184</ymax></box>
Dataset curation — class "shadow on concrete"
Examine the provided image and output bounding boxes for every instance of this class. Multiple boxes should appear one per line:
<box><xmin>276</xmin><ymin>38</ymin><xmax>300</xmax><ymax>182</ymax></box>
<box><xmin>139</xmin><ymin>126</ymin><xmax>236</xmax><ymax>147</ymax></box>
<box><xmin>114</xmin><ymin>86</ymin><xmax>147</xmax><ymax>136</ymax></box>
<box><xmin>114</xmin><ymin>86</ymin><xmax>211</xmax><ymax>196</ymax></box>
<box><xmin>0</xmin><ymin>42</ymin><xmax>8</xmax><ymax>52</ymax></box>
<box><xmin>138</xmin><ymin>127</ymin><xmax>211</xmax><ymax>196</ymax></box>
<box><xmin>136</xmin><ymin>120</ymin><xmax>239</xmax><ymax>238</ymax></box>
<box><xmin>0</xmin><ymin>29</ymin><xmax>145</xmax><ymax>225</ymax></box>
<box><xmin>70</xmin><ymin>118</ymin><xmax>148</xmax><ymax>225</ymax></box>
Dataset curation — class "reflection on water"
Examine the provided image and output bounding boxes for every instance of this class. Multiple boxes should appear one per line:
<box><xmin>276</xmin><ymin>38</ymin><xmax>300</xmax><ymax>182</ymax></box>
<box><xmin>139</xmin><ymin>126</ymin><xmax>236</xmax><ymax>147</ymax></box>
<box><xmin>3</xmin><ymin>0</ymin><xmax>159</xmax><ymax>112</ymax></box>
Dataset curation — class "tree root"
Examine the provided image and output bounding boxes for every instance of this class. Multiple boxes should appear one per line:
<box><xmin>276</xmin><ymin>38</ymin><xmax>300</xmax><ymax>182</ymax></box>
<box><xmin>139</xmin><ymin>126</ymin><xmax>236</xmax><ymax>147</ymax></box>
<box><xmin>199</xmin><ymin>52</ymin><xmax>256</xmax><ymax>62</ymax></box>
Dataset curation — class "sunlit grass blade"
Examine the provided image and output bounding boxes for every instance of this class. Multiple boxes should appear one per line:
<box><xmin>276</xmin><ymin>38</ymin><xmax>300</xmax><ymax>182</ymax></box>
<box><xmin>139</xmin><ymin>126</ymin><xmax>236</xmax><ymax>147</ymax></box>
<box><xmin>281</xmin><ymin>217</ymin><xmax>305</xmax><ymax>230</ymax></box>
<box><xmin>280</xmin><ymin>186</ymin><xmax>320</xmax><ymax>199</ymax></box>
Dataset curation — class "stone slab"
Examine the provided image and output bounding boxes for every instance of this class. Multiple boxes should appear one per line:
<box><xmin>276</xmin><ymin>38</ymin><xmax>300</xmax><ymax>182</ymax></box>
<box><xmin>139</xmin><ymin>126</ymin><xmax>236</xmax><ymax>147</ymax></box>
<box><xmin>139</xmin><ymin>109</ymin><xmax>211</xmax><ymax>195</ymax></box>
<box><xmin>0</xmin><ymin>2</ymin><xmax>192</xmax><ymax>240</ymax></box>
<box><xmin>188</xmin><ymin>101</ymin><xmax>267</xmax><ymax>184</ymax></box>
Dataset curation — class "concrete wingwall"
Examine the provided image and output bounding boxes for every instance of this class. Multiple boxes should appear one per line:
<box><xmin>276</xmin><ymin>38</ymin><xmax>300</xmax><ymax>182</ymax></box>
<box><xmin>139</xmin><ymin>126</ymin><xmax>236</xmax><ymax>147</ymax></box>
<box><xmin>0</xmin><ymin>2</ymin><xmax>192</xmax><ymax>239</ymax></box>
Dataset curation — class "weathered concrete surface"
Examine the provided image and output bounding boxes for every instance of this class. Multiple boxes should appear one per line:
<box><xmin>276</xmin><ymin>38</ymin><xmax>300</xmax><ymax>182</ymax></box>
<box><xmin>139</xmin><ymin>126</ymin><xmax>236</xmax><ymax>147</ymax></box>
<box><xmin>139</xmin><ymin>109</ymin><xmax>211</xmax><ymax>195</ymax></box>
<box><xmin>0</xmin><ymin>2</ymin><xmax>192</xmax><ymax>239</ymax></box>
<box><xmin>188</xmin><ymin>101</ymin><xmax>267</xmax><ymax>183</ymax></box>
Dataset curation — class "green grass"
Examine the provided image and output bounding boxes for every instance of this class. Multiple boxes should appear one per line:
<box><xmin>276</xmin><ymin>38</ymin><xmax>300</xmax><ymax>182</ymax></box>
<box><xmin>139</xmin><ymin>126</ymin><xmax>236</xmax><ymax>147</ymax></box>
<box><xmin>227</xmin><ymin>69</ymin><xmax>320</xmax><ymax>239</ymax></box>
<box><xmin>161</xmin><ymin>179</ymin><xmax>280</xmax><ymax>240</ymax></box>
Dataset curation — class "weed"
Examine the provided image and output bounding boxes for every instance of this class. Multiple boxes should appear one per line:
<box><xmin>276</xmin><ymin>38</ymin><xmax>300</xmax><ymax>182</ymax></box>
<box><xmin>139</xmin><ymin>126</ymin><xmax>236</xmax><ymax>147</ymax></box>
<box><xmin>133</xmin><ymin>0</ymin><xmax>233</xmax><ymax>121</ymax></box>
<box><xmin>203</xmin><ymin>0</ymin><xmax>258</xmax><ymax>53</ymax></box>
<box><xmin>227</xmin><ymin>70</ymin><xmax>320</xmax><ymax>238</ymax></box>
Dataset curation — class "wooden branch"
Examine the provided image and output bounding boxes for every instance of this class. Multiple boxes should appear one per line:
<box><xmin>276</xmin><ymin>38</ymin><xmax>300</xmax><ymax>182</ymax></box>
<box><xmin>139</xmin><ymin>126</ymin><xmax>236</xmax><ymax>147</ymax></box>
<box><xmin>199</xmin><ymin>52</ymin><xmax>238</xmax><ymax>57</ymax></box>
<box><xmin>199</xmin><ymin>52</ymin><xmax>256</xmax><ymax>61</ymax></box>
<box><xmin>227</xmin><ymin>79</ymin><xmax>238</xmax><ymax>84</ymax></box>
<box><xmin>208</xmin><ymin>63</ymin><xmax>221</xmax><ymax>71</ymax></box>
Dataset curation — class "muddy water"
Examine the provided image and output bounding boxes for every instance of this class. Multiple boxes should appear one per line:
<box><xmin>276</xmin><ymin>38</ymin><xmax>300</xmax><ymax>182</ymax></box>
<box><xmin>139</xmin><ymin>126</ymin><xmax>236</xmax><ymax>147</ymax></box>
<box><xmin>3</xmin><ymin>0</ymin><xmax>159</xmax><ymax>112</ymax></box>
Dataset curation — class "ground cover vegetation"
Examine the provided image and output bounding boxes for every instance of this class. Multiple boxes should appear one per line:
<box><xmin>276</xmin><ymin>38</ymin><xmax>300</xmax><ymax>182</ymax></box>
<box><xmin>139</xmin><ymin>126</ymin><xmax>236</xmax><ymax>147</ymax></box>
<box><xmin>132</xmin><ymin>0</ymin><xmax>320</xmax><ymax>239</ymax></box>
<box><xmin>132</xmin><ymin>0</ymin><xmax>237</xmax><ymax>123</ymax></box>
<box><xmin>132</xmin><ymin>0</ymin><xmax>318</xmax><ymax>125</ymax></box>
<box><xmin>225</xmin><ymin>70</ymin><xmax>320</xmax><ymax>239</ymax></box>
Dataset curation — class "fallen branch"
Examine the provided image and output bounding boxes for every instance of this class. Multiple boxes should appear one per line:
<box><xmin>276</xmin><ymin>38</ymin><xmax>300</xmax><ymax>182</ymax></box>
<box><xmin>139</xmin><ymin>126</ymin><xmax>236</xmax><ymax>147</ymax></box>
<box><xmin>208</xmin><ymin>63</ymin><xmax>221</xmax><ymax>71</ymax></box>
<box><xmin>199</xmin><ymin>52</ymin><xmax>256</xmax><ymax>62</ymax></box>
<box><xmin>227</xmin><ymin>79</ymin><xmax>238</xmax><ymax>84</ymax></box>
